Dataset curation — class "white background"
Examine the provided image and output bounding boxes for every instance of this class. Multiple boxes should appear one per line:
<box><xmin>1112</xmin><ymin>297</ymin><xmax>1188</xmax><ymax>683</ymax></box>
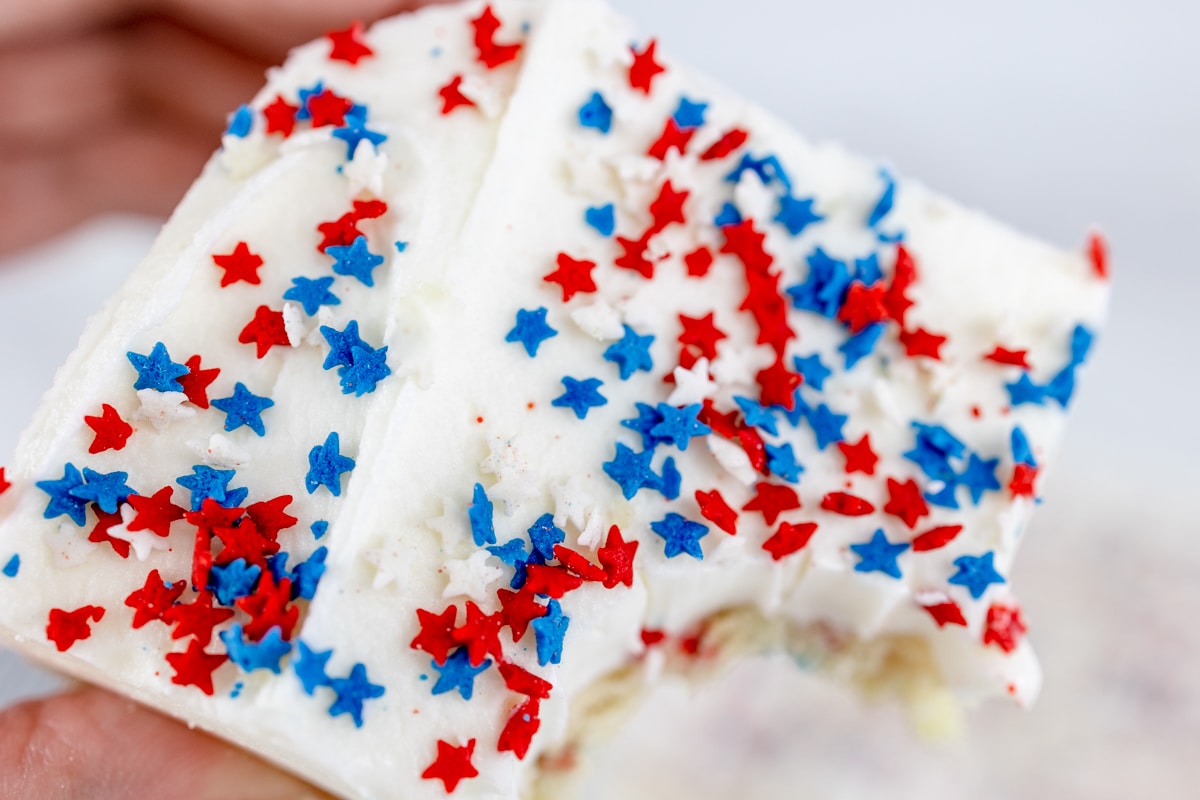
<box><xmin>1</xmin><ymin>0</ymin><xmax>1197</xmax><ymax>797</ymax></box>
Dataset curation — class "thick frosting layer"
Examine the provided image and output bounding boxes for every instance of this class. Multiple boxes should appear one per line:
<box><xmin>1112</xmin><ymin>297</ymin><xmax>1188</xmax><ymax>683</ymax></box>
<box><xmin>0</xmin><ymin>1</ymin><xmax>1107</xmax><ymax>798</ymax></box>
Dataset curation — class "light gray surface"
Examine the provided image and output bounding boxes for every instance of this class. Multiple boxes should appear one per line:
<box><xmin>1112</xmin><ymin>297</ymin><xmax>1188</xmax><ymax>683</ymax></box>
<box><xmin>0</xmin><ymin>0</ymin><xmax>1196</xmax><ymax>794</ymax></box>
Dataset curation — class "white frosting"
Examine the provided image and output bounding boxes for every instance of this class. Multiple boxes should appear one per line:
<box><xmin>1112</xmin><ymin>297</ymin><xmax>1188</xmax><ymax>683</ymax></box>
<box><xmin>0</xmin><ymin>1</ymin><xmax>1108</xmax><ymax>798</ymax></box>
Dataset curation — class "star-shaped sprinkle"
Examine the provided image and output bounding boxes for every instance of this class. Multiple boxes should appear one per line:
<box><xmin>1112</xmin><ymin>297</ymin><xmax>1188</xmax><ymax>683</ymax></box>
<box><xmin>306</xmin><ymin>432</ymin><xmax>355</xmax><ymax>496</ymax></box>
<box><xmin>86</xmin><ymin>509</ymin><xmax>129</xmax><ymax>558</ymax></box>
<box><xmin>765</xmin><ymin>442</ymin><xmax>803</xmax><ymax>483</ymax></box>
<box><xmin>667</xmin><ymin>357</ymin><xmax>716</xmax><ymax>406</ymax></box>
<box><xmin>919</xmin><ymin>594</ymin><xmax>968</xmax><ymax>628</ymax></box>
<box><xmin>177</xmin><ymin>465</ymin><xmax>246</xmax><ymax>511</ymax></box>
<box><xmin>601</xmin><ymin>325</ymin><xmax>655</xmax><ymax>380</ymax></box>
<box><xmin>839</xmin><ymin>322</ymin><xmax>886</xmax><ymax>369</ymax></box>
<box><xmin>306</xmin><ymin>88</ymin><xmax>354</xmax><ymax>127</ymax></box>
<box><xmin>1010</xmin><ymin>463</ymin><xmax>1038</xmax><ymax>498</ymax></box>
<box><xmin>671</xmin><ymin>96</ymin><xmax>707</xmax><ymax>129</ymax></box>
<box><xmin>743</xmin><ymin>482</ymin><xmax>801</xmax><ymax>525</ymax></box>
<box><xmin>238</xmin><ymin>306</ymin><xmax>290</xmax><ymax>358</ymax></box>
<box><xmin>224</xmin><ymin>104</ymin><xmax>253</xmax><ymax>137</ymax></box>
<box><xmin>179</xmin><ymin>355</ymin><xmax>220</xmax><ymax>409</ymax></box>
<box><xmin>290</xmin><ymin>640</ymin><xmax>333</xmax><ymax>696</ymax></box>
<box><xmin>552</xmin><ymin>376</ymin><xmax>607</xmax><ymax>419</ymax></box>
<box><xmin>438</xmin><ymin>74</ymin><xmax>475</xmax><ymax>114</ymax></box>
<box><xmin>700</xmin><ymin>127</ymin><xmax>749</xmax><ymax>161</ymax></box>
<box><xmin>792</xmin><ymin>353</ymin><xmax>831</xmax><ymax>391</ymax></box>
<box><xmin>762</xmin><ymin>521</ymin><xmax>818</xmax><ymax>560</ymax></box>
<box><xmin>320</xmin><ymin>320</ymin><xmax>368</xmax><ymax>369</ymax></box>
<box><xmin>211</xmin><ymin>243</ymin><xmax>263</xmax><ymax>287</ymax></box>
<box><xmin>332</xmin><ymin>114</ymin><xmax>388</xmax><ymax>160</ymax></box>
<box><xmin>603</xmin><ymin>443</ymin><xmax>657</xmax><ymax>500</ymax></box>
<box><xmin>67</xmin><ymin>468</ymin><xmax>133</xmax><ymax>514</ymax></box>
<box><xmin>983</xmin><ymin>604</ymin><xmax>1027</xmax><ymax>653</ymax></box>
<box><xmin>531</xmin><ymin>598</ymin><xmax>569</xmax><ymax>665</ymax></box>
<box><xmin>592</xmin><ymin>526</ymin><xmax>637</xmax><ymax>589</ymax></box>
<box><xmin>985</xmin><ymin>345</ymin><xmax>1031</xmax><ymax>368</ymax></box>
<box><xmin>0</xmin><ymin>467</ymin><xmax>9</xmax><ymax>495</ymax></box>
<box><xmin>584</xmin><ymin>203</ymin><xmax>616</xmax><ymax>236</ymax></box>
<box><xmin>959</xmin><ymin>453</ymin><xmax>1001</xmax><ymax>505</ymax></box>
<box><xmin>649</xmin><ymin>403</ymin><xmax>710</xmax><ymax>450</ymax></box>
<box><xmin>46</xmin><ymin>605</ymin><xmax>105</xmax><ymax>651</ymax></box>
<box><xmin>807</xmin><ymin>403</ymin><xmax>847</xmax><ymax>450</ymax></box>
<box><xmin>328</xmin><ymin>663</ymin><xmax>385</xmax><ymax>727</ymax></box>
<box><xmin>850</xmin><ymin>529</ymin><xmax>910</xmax><ymax>578</ymax></box>
<box><xmin>127</xmin><ymin>342</ymin><xmax>188</xmax><ymax>393</ymax></box>
<box><xmin>430</xmin><ymin>647</ymin><xmax>491</xmax><ymax>699</ymax></box>
<box><xmin>734</xmin><ymin>395</ymin><xmax>779</xmax><ymax>436</ymax></box>
<box><xmin>341</xmin><ymin>139</ymin><xmax>389</xmax><ymax>196</ymax></box>
<box><xmin>470</xmin><ymin>4</ymin><xmax>522</xmax><ymax>68</ymax></box>
<box><xmin>221</xmin><ymin>623</ymin><xmax>292</xmax><ymax>674</ymax></box>
<box><xmin>506</xmin><ymin>307</ymin><xmax>558</xmax><ymax>356</ymax></box>
<box><xmin>910</xmin><ymin>524</ymin><xmax>962</xmax><ymax>552</ymax></box>
<box><xmin>543</xmin><ymin>253</ymin><xmax>597</xmax><ymax>301</ymax></box>
<box><xmin>578</xmin><ymin>91</ymin><xmax>613</xmax><ymax>133</ymax></box>
<box><xmin>683</xmin><ymin>245</ymin><xmax>714</xmax><ymax>277</ymax></box>
<box><xmin>327</xmin><ymin>21</ymin><xmax>373</xmax><ymax>64</ymax></box>
<box><xmin>208</xmin><ymin>558</ymin><xmax>261</xmax><ymax>605</ymax></box>
<box><xmin>165</xmin><ymin>639</ymin><xmax>228</xmax><ymax>695</ymax></box>
<box><xmin>442</xmin><ymin>550</ymin><xmax>503</xmax><ymax>603</ymax></box>
<box><xmin>411</xmin><ymin>606</ymin><xmax>460</xmax><ymax>664</ymax></box>
<box><xmin>948</xmin><ymin>552</ymin><xmax>1006</xmax><ymax>599</ymax></box>
<box><xmin>650</xmin><ymin>512</ymin><xmax>708</xmax><ymax>559</ymax></box>
<box><xmin>467</xmin><ymin>483</ymin><xmax>496</xmax><ymax>546</ymax></box>
<box><xmin>628</xmin><ymin>39</ymin><xmax>665</xmax><ymax>94</ymax></box>
<box><xmin>1005</xmin><ymin>373</ymin><xmax>1047</xmax><ymax>406</ymax></box>
<box><xmin>695</xmin><ymin>489</ymin><xmax>738</xmax><ymax>535</ymax></box>
<box><xmin>774</xmin><ymin>194</ymin><xmax>823</xmax><ymax>236</ymax></box>
<box><xmin>497</xmin><ymin>587</ymin><xmax>548</xmax><ymax>641</ymax></box>
<box><xmin>124</xmin><ymin>569</ymin><xmax>186</xmax><ymax>628</ymax></box>
<box><xmin>235</xmin><ymin>572</ymin><xmax>298</xmax><ymax>640</ymax></box>
<box><xmin>211</xmin><ymin>383</ymin><xmax>274</xmax><ymax>437</ymax></box>
<box><xmin>821</xmin><ymin>491</ymin><xmax>875</xmax><ymax>516</ymax></box>
<box><xmin>498</xmin><ymin>697</ymin><xmax>541</xmax><ymax>760</ymax></box>
<box><xmin>283</xmin><ymin>276</ymin><xmax>340</xmax><ymax>316</ymax></box>
<box><xmin>262</xmin><ymin>95</ymin><xmax>299</xmax><ymax>136</ymax></box>
<box><xmin>83</xmin><ymin>404</ymin><xmax>133</xmax><ymax>454</ymax></box>
<box><xmin>678</xmin><ymin>312</ymin><xmax>726</xmax><ymax>359</ymax></box>
<box><xmin>338</xmin><ymin>344</ymin><xmax>391</xmax><ymax>396</ymax></box>
<box><xmin>451</xmin><ymin>601</ymin><xmax>505</xmax><ymax>666</ymax></box>
<box><xmin>883</xmin><ymin>477</ymin><xmax>930</xmax><ymax>528</ymax></box>
<box><xmin>421</xmin><ymin>739</ymin><xmax>478</xmax><ymax>793</ymax></box>
<box><xmin>2</xmin><ymin>555</ymin><xmax>18</xmax><ymax>578</ymax></box>
<box><xmin>163</xmin><ymin>591</ymin><xmax>234</xmax><ymax>646</ymax></box>
<box><xmin>837</xmin><ymin>434</ymin><xmax>878</xmax><ymax>475</ymax></box>
<box><xmin>327</xmin><ymin>235</ymin><xmax>384</xmax><ymax>287</ymax></box>
<box><xmin>756</xmin><ymin>359</ymin><xmax>802</xmax><ymax>410</ymax></box>
<box><xmin>899</xmin><ymin>327</ymin><xmax>947</xmax><ymax>360</ymax></box>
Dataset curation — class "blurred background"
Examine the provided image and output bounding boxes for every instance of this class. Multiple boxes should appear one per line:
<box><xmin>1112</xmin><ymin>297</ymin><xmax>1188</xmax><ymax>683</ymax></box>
<box><xmin>1</xmin><ymin>0</ymin><xmax>1196</xmax><ymax>797</ymax></box>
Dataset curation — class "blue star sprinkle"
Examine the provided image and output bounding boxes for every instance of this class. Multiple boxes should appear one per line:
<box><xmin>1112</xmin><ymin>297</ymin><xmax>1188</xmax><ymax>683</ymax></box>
<box><xmin>651</xmin><ymin>513</ymin><xmax>708</xmax><ymax>559</ymax></box>
<box><xmin>487</xmin><ymin>538</ymin><xmax>536</xmax><ymax>589</ymax></box>
<box><xmin>468</xmin><ymin>483</ymin><xmax>496</xmax><ymax>546</ymax></box>
<box><xmin>267</xmin><ymin>552</ymin><xmax>290</xmax><ymax>584</ymax></box>
<box><xmin>649</xmin><ymin>457</ymin><xmax>681</xmax><ymax>500</ymax></box>
<box><xmin>1044</xmin><ymin>365</ymin><xmax>1076</xmax><ymax>408</ymax></box>
<box><xmin>1005</xmin><ymin>373</ymin><xmax>1047</xmax><ymax>407</ymax></box>
<box><xmin>320</xmin><ymin>320</ymin><xmax>368</xmax><ymax>370</ymax></box>
<box><xmin>327</xmin><ymin>235</ymin><xmax>384</xmax><ymax>287</ymax></box>
<box><xmin>2</xmin><ymin>555</ymin><xmax>18</xmax><ymax>578</ymax></box>
<box><xmin>867</xmin><ymin>168</ymin><xmax>896</xmax><ymax>228</ymax></box>
<box><xmin>1069</xmin><ymin>324</ymin><xmax>1094</xmax><ymax>365</ymax></box>
<box><xmin>431</xmin><ymin>648</ymin><xmax>491</xmax><ymax>700</ymax></box>
<box><xmin>209</xmin><ymin>558</ymin><xmax>262</xmax><ymax>605</ymax></box>
<box><xmin>734</xmin><ymin>396</ymin><xmax>779</xmax><ymax>436</ymax></box>
<box><xmin>713</xmin><ymin>202</ymin><xmax>742</xmax><ymax>228</ymax></box>
<box><xmin>839</xmin><ymin>323</ymin><xmax>886</xmax><ymax>370</ymax></box>
<box><xmin>311</xmin><ymin>520</ymin><xmax>329</xmax><ymax>540</ymax></box>
<box><xmin>338</xmin><ymin>345</ymin><xmax>391</xmax><ymax>396</ymax></box>
<box><xmin>850</xmin><ymin>529</ymin><xmax>910</xmax><ymax>579</ymax></box>
<box><xmin>221</xmin><ymin>624</ymin><xmax>292</xmax><ymax>674</ymax></box>
<box><xmin>332</xmin><ymin>113</ymin><xmax>388</xmax><ymax>159</ymax></box>
<box><xmin>506</xmin><ymin>308</ymin><xmax>558</xmax><ymax>357</ymax></box>
<box><xmin>177</xmin><ymin>465</ymin><xmax>247</xmax><ymax>511</ymax></box>
<box><xmin>1011</xmin><ymin>426</ymin><xmax>1037</xmax><ymax>467</ymax></box>
<box><xmin>855</xmin><ymin>253</ymin><xmax>884</xmax><ymax>284</ymax></box>
<box><xmin>212</xmin><ymin>383</ymin><xmax>275</xmax><ymax>436</ymax></box>
<box><xmin>903</xmin><ymin>422</ymin><xmax>964</xmax><ymax>483</ymax></box>
<box><xmin>777</xmin><ymin>388</ymin><xmax>811</xmax><ymax>428</ymax></box>
<box><xmin>293</xmin><ymin>547</ymin><xmax>328</xmax><ymax>600</ymax></box>
<box><xmin>786</xmin><ymin>247</ymin><xmax>852</xmax><ymax>319</ymax></box>
<box><xmin>527</xmin><ymin>514</ymin><xmax>565</xmax><ymax>561</ymax></box>
<box><xmin>948</xmin><ymin>552</ymin><xmax>1006</xmax><ymax>599</ymax></box>
<box><xmin>552</xmin><ymin>377</ymin><xmax>607</xmax><ymax>420</ymax></box>
<box><xmin>127</xmin><ymin>342</ymin><xmax>189</xmax><ymax>393</ymax></box>
<box><xmin>585</xmin><ymin>204</ymin><xmax>616</xmax><ymax>237</ymax></box>
<box><xmin>959</xmin><ymin>453</ymin><xmax>1002</xmax><ymax>505</ymax></box>
<box><xmin>295</xmin><ymin>81</ymin><xmax>324</xmax><ymax>122</ymax></box>
<box><xmin>649</xmin><ymin>403</ymin><xmax>710</xmax><ymax>450</ymax></box>
<box><xmin>792</xmin><ymin>353</ymin><xmax>831</xmax><ymax>391</ymax></box>
<box><xmin>328</xmin><ymin>663</ymin><xmax>385</xmax><ymax>727</ymax></box>
<box><xmin>924</xmin><ymin>480</ymin><xmax>960</xmax><ymax>510</ymax></box>
<box><xmin>577</xmin><ymin>91</ymin><xmax>613</xmax><ymax>133</ymax></box>
<box><xmin>672</xmin><ymin>97</ymin><xmax>708</xmax><ymax>130</ymax></box>
<box><xmin>395</xmin><ymin>241</ymin><xmax>408</xmax><ymax>253</ymax></box>
<box><xmin>774</xmin><ymin>194</ymin><xmax>823</xmax><ymax>236</ymax></box>
<box><xmin>725</xmin><ymin>152</ymin><xmax>793</xmax><ymax>193</ymax></box>
<box><xmin>603</xmin><ymin>325</ymin><xmax>655</xmax><ymax>379</ymax></box>
<box><xmin>806</xmin><ymin>403</ymin><xmax>847</xmax><ymax>450</ymax></box>
<box><xmin>293</xmin><ymin>640</ymin><xmax>333</xmax><ymax>695</ymax></box>
<box><xmin>766</xmin><ymin>442</ymin><xmax>804</xmax><ymax>483</ymax></box>
<box><xmin>68</xmin><ymin>468</ymin><xmax>134</xmax><ymax>514</ymax></box>
<box><xmin>306</xmin><ymin>432</ymin><xmax>355</xmax><ymax>496</ymax></box>
<box><xmin>603</xmin><ymin>443</ymin><xmax>657</xmax><ymax>500</ymax></box>
<box><xmin>226</xmin><ymin>104</ymin><xmax>253</xmax><ymax>138</ymax></box>
<box><xmin>621</xmin><ymin>403</ymin><xmax>673</xmax><ymax>450</ymax></box>
<box><xmin>283</xmin><ymin>276</ymin><xmax>340</xmax><ymax>315</ymax></box>
<box><xmin>531</xmin><ymin>599</ymin><xmax>569</xmax><ymax>666</ymax></box>
<box><xmin>36</xmin><ymin>463</ymin><xmax>88</xmax><ymax>525</ymax></box>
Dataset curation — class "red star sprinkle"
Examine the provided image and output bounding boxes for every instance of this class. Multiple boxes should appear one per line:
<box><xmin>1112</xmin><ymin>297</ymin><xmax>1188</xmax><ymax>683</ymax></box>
<box><xmin>46</xmin><ymin>605</ymin><xmax>105</xmax><ymax>651</ymax></box>
<box><xmin>640</xmin><ymin>629</ymin><xmax>666</xmax><ymax>647</ymax></box>
<box><xmin>883</xmin><ymin>478</ymin><xmax>929</xmax><ymax>529</ymax></box>
<box><xmin>262</xmin><ymin>95</ymin><xmax>299</xmax><ymax>137</ymax></box>
<box><xmin>596</xmin><ymin>526</ymin><xmax>638</xmax><ymax>589</ymax></box>
<box><xmin>883</xmin><ymin>244</ymin><xmax>918</xmax><ymax>326</ymax></box>
<box><xmin>694</xmin><ymin>489</ymin><xmax>738</xmax><ymax>535</ymax></box>
<box><xmin>614</xmin><ymin>234</ymin><xmax>655</xmax><ymax>279</ymax></box>
<box><xmin>699</xmin><ymin>401</ymin><xmax>739</xmax><ymax>440</ymax></box>
<box><xmin>762</xmin><ymin>521</ymin><xmax>818</xmax><ymax>561</ymax></box>
<box><xmin>327</xmin><ymin>21</ymin><xmax>374</xmax><ymax>65</ymax></box>
<box><xmin>910</xmin><ymin>524</ymin><xmax>963</xmax><ymax>552</ymax></box>
<box><xmin>452</xmin><ymin>601</ymin><xmax>504</xmax><ymax>666</ymax></box>
<box><xmin>837</xmin><ymin>434</ymin><xmax>878</xmax><ymax>475</ymax></box>
<box><xmin>543</xmin><ymin>253</ymin><xmax>597</xmax><ymax>301</ymax></box>
<box><xmin>179</xmin><ymin>355</ymin><xmax>220</xmax><ymax>409</ymax></box>
<box><xmin>647</xmin><ymin>118</ymin><xmax>696</xmax><ymax>160</ymax></box>
<box><xmin>84</xmin><ymin>404</ymin><xmax>133</xmax><ymax>454</ymax></box>
<box><xmin>921</xmin><ymin>597</ymin><xmax>968</xmax><ymax>628</ymax></box>
<box><xmin>523</xmin><ymin>564</ymin><xmax>582</xmax><ymax>599</ymax></box>
<box><xmin>0</xmin><ymin>467</ymin><xmax>9</xmax><ymax>495</ymax></box>
<box><xmin>237</xmin><ymin>572</ymin><xmax>298</xmax><ymax>641</ymax></box>
<box><xmin>737</xmin><ymin>427</ymin><xmax>769</xmax><ymax>475</ymax></box>
<box><xmin>984</xmin><ymin>346</ymin><xmax>1031</xmax><ymax>368</ymax></box>
<box><xmin>125</xmin><ymin>569</ymin><xmax>186</xmax><ymax>629</ymax></box>
<box><xmin>719</xmin><ymin>219</ymin><xmax>773</xmax><ymax>275</ymax></box>
<box><xmin>497</xmin><ymin>587</ymin><xmax>549</xmax><ymax>641</ymax></box>
<box><xmin>498</xmin><ymin>661</ymin><xmax>552</xmax><ymax>699</ymax></box>
<box><xmin>306</xmin><ymin>88</ymin><xmax>354</xmax><ymax>127</ymax></box>
<box><xmin>743</xmin><ymin>482</ymin><xmax>801</xmax><ymax>525</ymax></box>
<box><xmin>163</xmin><ymin>591</ymin><xmax>234</xmax><ymax>647</ymax></box>
<box><xmin>683</xmin><ymin>246</ymin><xmax>714</xmax><ymax>277</ymax></box>
<box><xmin>470</xmin><ymin>5</ymin><xmax>522</xmax><ymax>69</ymax></box>
<box><xmin>700</xmin><ymin>128</ymin><xmax>749</xmax><ymax>161</ymax></box>
<box><xmin>438</xmin><ymin>75</ymin><xmax>476</xmax><ymax>115</ymax></box>
<box><xmin>192</xmin><ymin>529</ymin><xmax>214</xmax><ymax>594</ymax></box>
<box><xmin>238</xmin><ymin>305</ymin><xmax>290</xmax><ymax>358</ymax></box>
<box><xmin>411</xmin><ymin>606</ymin><xmax>460</xmax><ymax>665</ymax></box>
<box><xmin>898</xmin><ymin>328</ymin><xmax>947</xmax><ymax>360</ymax></box>
<box><xmin>1086</xmin><ymin>230</ymin><xmax>1109</xmax><ymax>279</ymax></box>
<box><xmin>212</xmin><ymin>242</ymin><xmax>264</xmax><ymax>287</ymax></box>
<box><xmin>165</xmin><ymin>638</ymin><xmax>228</xmax><ymax>695</ymax></box>
<box><xmin>983</xmin><ymin>604</ymin><xmax>1028</xmax><ymax>652</ymax></box>
<box><xmin>837</xmin><ymin>280</ymin><xmax>888</xmax><ymax>333</ymax></box>
<box><xmin>126</xmin><ymin>486</ymin><xmax>186</xmax><ymax>538</ymax></box>
<box><xmin>677</xmin><ymin>312</ymin><xmax>726</xmax><ymax>359</ymax></box>
<box><xmin>318</xmin><ymin>214</ymin><xmax>363</xmax><ymax>253</ymax></box>
<box><xmin>497</xmin><ymin>698</ymin><xmax>540</xmax><ymax>760</ymax></box>
<box><xmin>756</xmin><ymin>358</ymin><xmax>802</xmax><ymax>410</ymax></box>
<box><xmin>649</xmin><ymin>180</ymin><xmax>689</xmax><ymax>231</ymax></box>
<box><xmin>628</xmin><ymin>39</ymin><xmax>665</xmax><ymax>94</ymax></box>
<box><xmin>422</xmin><ymin>739</ymin><xmax>478</xmax><ymax>793</ymax></box>
<box><xmin>553</xmin><ymin>545</ymin><xmax>606</xmax><ymax>583</ymax></box>
<box><xmin>820</xmin><ymin>491</ymin><xmax>875</xmax><ymax>517</ymax></box>
<box><xmin>245</xmin><ymin>495</ymin><xmax>298</xmax><ymax>541</ymax></box>
<box><xmin>213</xmin><ymin>517</ymin><xmax>280</xmax><ymax>569</ymax></box>
<box><xmin>88</xmin><ymin>509</ymin><xmax>131</xmax><ymax>559</ymax></box>
<box><xmin>186</xmin><ymin>498</ymin><xmax>245</xmax><ymax>533</ymax></box>
<box><xmin>1009</xmin><ymin>463</ymin><xmax>1039</xmax><ymax>498</ymax></box>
